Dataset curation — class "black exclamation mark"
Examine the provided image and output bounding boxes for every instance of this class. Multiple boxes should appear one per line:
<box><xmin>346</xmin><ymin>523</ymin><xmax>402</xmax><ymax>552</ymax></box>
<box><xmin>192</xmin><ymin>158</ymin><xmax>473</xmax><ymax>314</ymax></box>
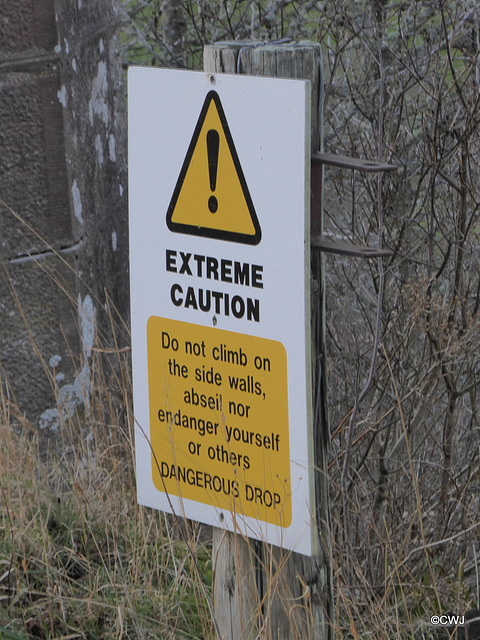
<box><xmin>207</xmin><ymin>129</ymin><xmax>219</xmax><ymax>213</ymax></box>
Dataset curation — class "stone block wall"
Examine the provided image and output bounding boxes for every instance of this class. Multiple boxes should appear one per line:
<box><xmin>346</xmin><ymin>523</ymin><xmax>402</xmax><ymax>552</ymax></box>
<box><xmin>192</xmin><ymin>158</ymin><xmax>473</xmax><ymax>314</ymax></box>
<box><xmin>0</xmin><ymin>0</ymin><xmax>128</xmax><ymax>430</ymax></box>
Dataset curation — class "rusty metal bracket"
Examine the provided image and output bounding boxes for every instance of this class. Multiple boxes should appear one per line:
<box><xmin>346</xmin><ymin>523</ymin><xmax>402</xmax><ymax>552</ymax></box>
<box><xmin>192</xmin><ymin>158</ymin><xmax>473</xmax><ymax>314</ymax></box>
<box><xmin>310</xmin><ymin>152</ymin><xmax>398</xmax><ymax>258</ymax></box>
<box><xmin>310</xmin><ymin>237</ymin><xmax>394</xmax><ymax>258</ymax></box>
<box><xmin>311</xmin><ymin>152</ymin><xmax>398</xmax><ymax>173</ymax></box>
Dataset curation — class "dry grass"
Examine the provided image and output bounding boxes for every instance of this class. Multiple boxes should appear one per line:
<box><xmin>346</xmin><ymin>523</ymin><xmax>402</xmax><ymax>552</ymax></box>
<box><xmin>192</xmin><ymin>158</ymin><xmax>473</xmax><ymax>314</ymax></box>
<box><xmin>327</xmin><ymin>341</ymin><xmax>480</xmax><ymax>640</ymax></box>
<box><xmin>0</xmin><ymin>296</ymin><xmax>214</xmax><ymax>639</ymax></box>
<box><xmin>1</xmin><ymin>206</ymin><xmax>479</xmax><ymax>640</ymax></box>
<box><xmin>1</xmin><ymin>304</ymin><xmax>477</xmax><ymax>640</ymax></box>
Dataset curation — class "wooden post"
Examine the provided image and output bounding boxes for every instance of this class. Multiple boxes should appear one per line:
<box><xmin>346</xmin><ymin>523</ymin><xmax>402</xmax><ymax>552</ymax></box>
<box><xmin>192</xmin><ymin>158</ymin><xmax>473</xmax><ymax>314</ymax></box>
<box><xmin>204</xmin><ymin>42</ymin><xmax>333</xmax><ymax>640</ymax></box>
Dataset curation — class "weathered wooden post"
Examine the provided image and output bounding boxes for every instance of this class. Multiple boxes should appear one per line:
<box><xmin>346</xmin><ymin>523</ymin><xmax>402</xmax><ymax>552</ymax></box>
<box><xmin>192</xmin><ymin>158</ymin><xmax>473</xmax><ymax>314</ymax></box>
<box><xmin>204</xmin><ymin>42</ymin><xmax>333</xmax><ymax>640</ymax></box>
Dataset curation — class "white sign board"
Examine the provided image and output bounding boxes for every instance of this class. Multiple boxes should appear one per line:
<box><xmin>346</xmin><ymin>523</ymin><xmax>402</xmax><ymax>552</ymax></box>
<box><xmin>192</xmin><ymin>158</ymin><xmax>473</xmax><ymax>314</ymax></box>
<box><xmin>128</xmin><ymin>67</ymin><xmax>315</xmax><ymax>556</ymax></box>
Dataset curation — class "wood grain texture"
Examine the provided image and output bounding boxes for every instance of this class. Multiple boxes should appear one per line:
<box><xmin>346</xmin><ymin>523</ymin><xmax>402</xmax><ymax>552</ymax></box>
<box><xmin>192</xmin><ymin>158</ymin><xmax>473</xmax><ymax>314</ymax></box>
<box><xmin>205</xmin><ymin>41</ymin><xmax>333</xmax><ymax>640</ymax></box>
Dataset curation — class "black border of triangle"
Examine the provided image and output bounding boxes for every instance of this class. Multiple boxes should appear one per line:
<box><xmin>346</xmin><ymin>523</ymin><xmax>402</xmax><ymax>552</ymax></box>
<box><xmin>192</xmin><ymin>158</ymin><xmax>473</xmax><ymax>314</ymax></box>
<box><xmin>166</xmin><ymin>90</ymin><xmax>262</xmax><ymax>245</ymax></box>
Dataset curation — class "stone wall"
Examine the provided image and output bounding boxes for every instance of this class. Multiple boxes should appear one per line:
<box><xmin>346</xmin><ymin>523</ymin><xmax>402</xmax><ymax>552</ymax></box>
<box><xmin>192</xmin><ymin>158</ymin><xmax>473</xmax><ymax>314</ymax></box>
<box><xmin>0</xmin><ymin>0</ymin><xmax>128</xmax><ymax>430</ymax></box>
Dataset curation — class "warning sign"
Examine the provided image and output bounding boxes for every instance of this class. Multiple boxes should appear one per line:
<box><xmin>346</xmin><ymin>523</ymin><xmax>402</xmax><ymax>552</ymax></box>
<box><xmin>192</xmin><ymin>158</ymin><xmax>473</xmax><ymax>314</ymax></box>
<box><xmin>129</xmin><ymin>67</ymin><xmax>314</xmax><ymax>555</ymax></box>
<box><xmin>166</xmin><ymin>91</ymin><xmax>262</xmax><ymax>245</ymax></box>
<box><xmin>147</xmin><ymin>316</ymin><xmax>291</xmax><ymax>527</ymax></box>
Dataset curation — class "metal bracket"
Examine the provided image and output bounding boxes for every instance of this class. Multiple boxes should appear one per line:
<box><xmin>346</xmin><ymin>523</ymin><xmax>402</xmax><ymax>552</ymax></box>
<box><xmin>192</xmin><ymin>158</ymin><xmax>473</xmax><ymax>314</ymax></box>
<box><xmin>310</xmin><ymin>153</ymin><xmax>398</xmax><ymax>258</ymax></box>
<box><xmin>311</xmin><ymin>152</ymin><xmax>398</xmax><ymax>173</ymax></box>
<box><xmin>311</xmin><ymin>237</ymin><xmax>394</xmax><ymax>258</ymax></box>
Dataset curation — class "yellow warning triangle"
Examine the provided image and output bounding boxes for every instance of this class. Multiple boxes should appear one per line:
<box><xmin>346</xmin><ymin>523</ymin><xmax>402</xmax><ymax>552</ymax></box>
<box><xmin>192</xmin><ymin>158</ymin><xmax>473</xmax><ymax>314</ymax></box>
<box><xmin>166</xmin><ymin>91</ymin><xmax>261</xmax><ymax>245</ymax></box>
